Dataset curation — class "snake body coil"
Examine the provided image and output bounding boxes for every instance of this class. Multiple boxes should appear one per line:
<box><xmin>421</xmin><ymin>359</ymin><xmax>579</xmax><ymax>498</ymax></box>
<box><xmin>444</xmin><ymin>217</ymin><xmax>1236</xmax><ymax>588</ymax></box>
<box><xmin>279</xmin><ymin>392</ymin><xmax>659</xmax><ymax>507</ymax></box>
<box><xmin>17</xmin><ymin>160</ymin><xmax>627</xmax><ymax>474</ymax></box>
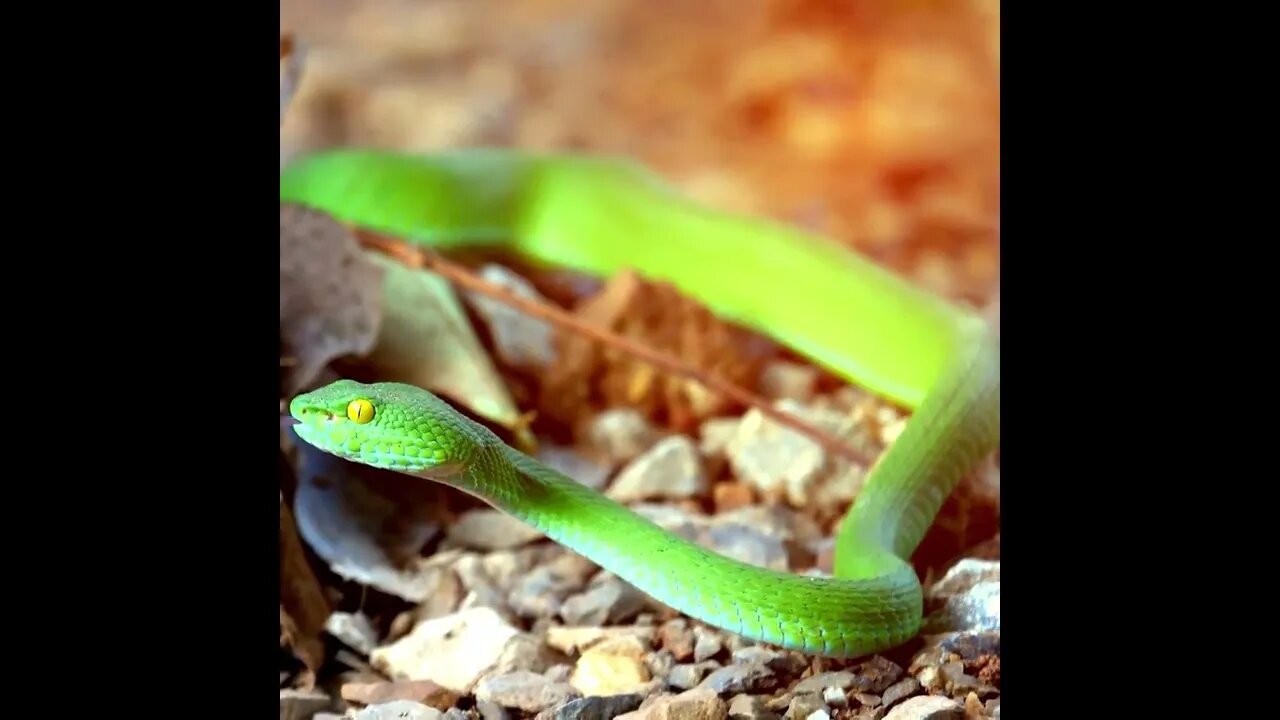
<box><xmin>282</xmin><ymin>149</ymin><xmax>1000</xmax><ymax>658</ymax></box>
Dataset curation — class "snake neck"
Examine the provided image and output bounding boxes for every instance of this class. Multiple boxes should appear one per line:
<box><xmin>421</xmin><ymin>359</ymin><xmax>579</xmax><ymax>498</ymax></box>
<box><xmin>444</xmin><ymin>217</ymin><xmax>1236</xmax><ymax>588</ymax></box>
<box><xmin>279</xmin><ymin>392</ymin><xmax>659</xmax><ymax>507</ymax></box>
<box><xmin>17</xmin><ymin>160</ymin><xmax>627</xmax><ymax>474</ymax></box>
<box><xmin>837</xmin><ymin>318</ymin><xmax>1000</xmax><ymax>566</ymax></box>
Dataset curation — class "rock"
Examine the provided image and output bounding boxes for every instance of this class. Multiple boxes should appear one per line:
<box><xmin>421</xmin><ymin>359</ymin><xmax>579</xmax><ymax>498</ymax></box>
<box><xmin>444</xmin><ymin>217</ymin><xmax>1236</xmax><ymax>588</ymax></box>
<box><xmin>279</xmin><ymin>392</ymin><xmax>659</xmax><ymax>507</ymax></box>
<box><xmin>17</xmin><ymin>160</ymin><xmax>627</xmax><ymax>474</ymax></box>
<box><xmin>588</xmin><ymin>409</ymin><xmax>660</xmax><ymax>464</ymax></box>
<box><xmin>562</xmin><ymin>576</ymin><xmax>649</xmax><ymax>626</ymax></box>
<box><xmin>647</xmin><ymin>651</ymin><xmax>677</xmax><ymax>679</ymax></box>
<box><xmin>712</xmin><ymin>482</ymin><xmax>756</xmax><ymax>513</ymax></box>
<box><xmin>370</xmin><ymin>607</ymin><xmax>524</xmax><ymax>693</ymax></box>
<box><xmin>442</xmin><ymin>709</ymin><xmax>469</xmax><ymax>720</ymax></box>
<box><xmin>759</xmin><ymin>361</ymin><xmax>819</xmax><ymax>403</ymax></box>
<box><xmin>924</xmin><ymin>582</ymin><xmax>999</xmax><ymax>634</ymax></box>
<box><xmin>447</xmin><ymin>510</ymin><xmax>545</xmax><ymax>550</ymax></box>
<box><xmin>659</xmin><ymin>619</ymin><xmax>696</xmax><ymax>661</ymax></box>
<box><xmin>465</xmin><ymin>263</ymin><xmax>557</xmax><ymax>369</ymax></box>
<box><xmin>477</xmin><ymin>700</ymin><xmax>510</xmax><ymax>720</ymax></box>
<box><xmin>510</xmin><ymin>563</ymin><xmax>588</xmax><ymax>620</ymax></box>
<box><xmin>699</xmin><ymin>418</ymin><xmax>741</xmax><ymax>458</ymax></box>
<box><xmin>693</xmin><ymin>629</ymin><xmax>723</xmax><ymax>663</ymax></box>
<box><xmin>805</xmin><ymin>711</ymin><xmax>831</xmax><ymax>720</ymax></box>
<box><xmin>782</xmin><ymin>694</ymin><xmax>825</xmax><ymax>720</ymax></box>
<box><xmin>490</xmin><ymin>631</ymin><xmax>559</xmax><ymax>677</ymax></box>
<box><xmin>882</xmin><ymin>696</ymin><xmax>963</xmax><ymax>720</ymax></box>
<box><xmin>341</xmin><ymin>680</ymin><xmax>460</xmax><ymax>710</ymax></box>
<box><xmin>730</xmin><ymin>647</ymin><xmax>807</xmax><ymax>677</ymax></box>
<box><xmin>280</xmin><ymin>688</ymin><xmax>332</xmax><ymax>720</ymax></box>
<box><xmin>454</xmin><ymin>554</ymin><xmax>514</xmax><ymax>614</ymax></box>
<box><xmin>551</xmin><ymin>693</ymin><xmax>646</xmax><ymax>720</ymax></box>
<box><xmin>793</xmin><ymin>671</ymin><xmax>855</xmax><ymax>695</ymax></box>
<box><xmin>854</xmin><ymin>709</ymin><xmax>886</xmax><ymax>720</ymax></box>
<box><xmin>668</xmin><ymin>662</ymin><xmax>717</xmax><ymax>690</ymax></box>
<box><xmin>962</xmin><ymin>693</ymin><xmax>984</xmax><ymax>718</ymax></box>
<box><xmin>698</xmin><ymin>662</ymin><xmax>777</xmax><ymax>696</ymax></box>
<box><xmin>820</xmin><ymin>687</ymin><xmax>846</xmax><ymax>707</ymax></box>
<box><xmin>725</xmin><ymin>401</ymin><xmax>847</xmax><ymax>507</ymax></box>
<box><xmin>326</xmin><ymin>611</ymin><xmax>378</xmax><ymax>655</ymax></box>
<box><xmin>854</xmin><ymin>657</ymin><xmax>904</xmax><ymax>694</ymax></box>
<box><xmin>352</xmin><ymin>701</ymin><xmax>444</xmax><ymax>720</ymax></box>
<box><xmin>571</xmin><ymin>635</ymin><xmax>653</xmax><ymax>696</ymax></box>
<box><xmin>540</xmin><ymin>444</ymin><xmax>614</xmax><ymax>490</ymax></box>
<box><xmin>547</xmin><ymin>626</ymin><xmax>657</xmax><ymax>655</ymax></box>
<box><xmin>607</xmin><ymin>436</ymin><xmax>708</xmax><ymax>503</ymax></box>
<box><xmin>476</xmin><ymin>671</ymin><xmax>581</xmax><ymax>713</ymax></box>
<box><xmin>854</xmin><ymin>694</ymin><xmax>882</xmax><ymax>707</ymax></box>
<box><xmin>546</xmin><ymin>664</ymin><xmax>575</xmax><ymax>683</ymax></box>
<box><xmin>619</xmin><ymin>688</ymin><xmax>726</xmax><ymax>720</ymax></box>
<box><xmin>881</xmin><ymin>678</ymin><xmax>921</xmax><ymax>709</ymax></box>
<box><xmin>928</xmin><ymin>560</ymin><xmax>1000</xmax><ymax>598</ymax></box>
<box><xmin>708</xmin><ymin>522</ymin><xmax>792</xmax><ymax>570</ymax></box>
<box><xmin>727</xmin><ymin>694</ymin><xmax>779</xmax><ymax>720</ymax></box>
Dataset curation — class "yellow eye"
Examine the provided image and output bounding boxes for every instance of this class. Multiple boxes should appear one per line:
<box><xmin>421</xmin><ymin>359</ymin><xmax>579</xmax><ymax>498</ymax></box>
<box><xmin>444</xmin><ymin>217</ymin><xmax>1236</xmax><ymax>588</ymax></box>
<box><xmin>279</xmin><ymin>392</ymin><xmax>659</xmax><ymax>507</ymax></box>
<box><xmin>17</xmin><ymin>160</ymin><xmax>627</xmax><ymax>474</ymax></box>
<box><xmin>346</xmin><ymin>398</ymin><xmax>375</xmax><ymax>424</ymax></box>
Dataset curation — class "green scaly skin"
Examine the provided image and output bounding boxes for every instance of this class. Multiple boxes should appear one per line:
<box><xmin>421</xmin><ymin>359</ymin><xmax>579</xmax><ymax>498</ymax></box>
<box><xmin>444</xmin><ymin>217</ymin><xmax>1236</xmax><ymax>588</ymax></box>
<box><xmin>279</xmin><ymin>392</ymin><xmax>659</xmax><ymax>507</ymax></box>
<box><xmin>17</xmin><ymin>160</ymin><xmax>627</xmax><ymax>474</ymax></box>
<box><xmin>281</xmin><ymin>148</ymin><xmax>1000</xmax><ymax>658</ymax></box>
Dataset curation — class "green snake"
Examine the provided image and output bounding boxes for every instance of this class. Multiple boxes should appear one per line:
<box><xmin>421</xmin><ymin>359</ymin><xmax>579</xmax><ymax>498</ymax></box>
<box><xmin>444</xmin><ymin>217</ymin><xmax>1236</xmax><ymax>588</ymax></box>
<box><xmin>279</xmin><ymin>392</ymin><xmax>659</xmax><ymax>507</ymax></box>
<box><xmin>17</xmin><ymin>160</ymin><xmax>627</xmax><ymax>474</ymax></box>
<box><xmin>281</xmin><ymin>149</ymin><xmax>1000</xmax><ymax>658</ymax></box>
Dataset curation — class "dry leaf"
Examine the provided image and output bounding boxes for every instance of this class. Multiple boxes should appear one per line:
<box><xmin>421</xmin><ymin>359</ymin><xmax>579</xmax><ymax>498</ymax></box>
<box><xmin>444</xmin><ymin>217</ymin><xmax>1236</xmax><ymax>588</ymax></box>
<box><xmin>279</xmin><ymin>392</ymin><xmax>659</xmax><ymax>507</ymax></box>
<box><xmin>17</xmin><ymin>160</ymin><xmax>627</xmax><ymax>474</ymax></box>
<box><xmin>362</xmin><ymin>254</ymin><xmax>529</xmax><ymax>442</ymax></box>
<box><xmin>280</xmin><ymin>490</ymin><xmax>329</xmax><ymax>684</ymax></box>
<box><xmin>290</xmin><ymin>438</ymin><xmax>452</xmax><ymax>602</ymax></box>
<box><xmin>280</xmin><ymin>205</ymin><xmax>384</xmax><ymax>394</ymax></box>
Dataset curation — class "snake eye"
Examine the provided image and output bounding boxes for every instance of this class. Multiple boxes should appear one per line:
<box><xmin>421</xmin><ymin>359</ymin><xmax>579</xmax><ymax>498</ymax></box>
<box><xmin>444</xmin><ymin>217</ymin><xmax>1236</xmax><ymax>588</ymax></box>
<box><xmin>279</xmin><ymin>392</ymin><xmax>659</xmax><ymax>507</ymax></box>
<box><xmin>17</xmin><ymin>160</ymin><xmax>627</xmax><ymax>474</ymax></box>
<box><xmin>346</xmin><ymin>398</ymin><xmax>375</xmax><ymax>424</ymax></box>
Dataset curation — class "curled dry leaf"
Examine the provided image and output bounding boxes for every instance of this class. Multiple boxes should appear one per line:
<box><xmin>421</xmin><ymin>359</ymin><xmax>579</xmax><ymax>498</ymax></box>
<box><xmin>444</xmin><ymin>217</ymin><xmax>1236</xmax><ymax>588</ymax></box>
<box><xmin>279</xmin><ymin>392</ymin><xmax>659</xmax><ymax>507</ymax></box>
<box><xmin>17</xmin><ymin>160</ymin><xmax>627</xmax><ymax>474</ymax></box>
<box><xmin>362</xmin><ymin>254</ymin><xmax>530</xmax><ymax>445</ymax></box>
<box><xmin>280</xmin><ymin>204</ymin><xmax>384</xmax><ymax>394</ymax></box>
<box><xmin>280</xmin><ymin>489</ymin><xmax>329</xmax><ymax>685</ymax></box>
<box><xmin>539</xmin><ymin>269</ymin><xmax>778</xmax><ymax>434</ymax></box>
<box><xmin>291</xmin><ymin>437</ymin><xmax>452</xmax><ymax>603</ymax></box>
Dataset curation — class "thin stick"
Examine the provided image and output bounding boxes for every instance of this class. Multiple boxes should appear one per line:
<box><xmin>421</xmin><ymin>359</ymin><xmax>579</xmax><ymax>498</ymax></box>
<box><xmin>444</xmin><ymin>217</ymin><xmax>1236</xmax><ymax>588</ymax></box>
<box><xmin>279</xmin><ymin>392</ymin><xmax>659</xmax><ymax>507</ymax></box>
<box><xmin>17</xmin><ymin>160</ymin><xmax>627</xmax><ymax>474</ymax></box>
<box><xmin>356</xmin><ymin>230</ymin><xmax>877</xmax><ymax>467</ymax></box>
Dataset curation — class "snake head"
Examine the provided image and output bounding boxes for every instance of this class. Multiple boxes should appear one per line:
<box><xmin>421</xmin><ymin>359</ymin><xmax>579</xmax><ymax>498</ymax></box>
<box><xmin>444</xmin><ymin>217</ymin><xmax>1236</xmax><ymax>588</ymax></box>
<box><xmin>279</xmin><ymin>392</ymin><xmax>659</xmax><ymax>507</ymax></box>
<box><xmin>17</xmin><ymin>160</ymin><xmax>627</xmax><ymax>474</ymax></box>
<box><xmin>288</xmin><ymin>379</ymin><xmax>477</xmax><ymax>476</ymax></box>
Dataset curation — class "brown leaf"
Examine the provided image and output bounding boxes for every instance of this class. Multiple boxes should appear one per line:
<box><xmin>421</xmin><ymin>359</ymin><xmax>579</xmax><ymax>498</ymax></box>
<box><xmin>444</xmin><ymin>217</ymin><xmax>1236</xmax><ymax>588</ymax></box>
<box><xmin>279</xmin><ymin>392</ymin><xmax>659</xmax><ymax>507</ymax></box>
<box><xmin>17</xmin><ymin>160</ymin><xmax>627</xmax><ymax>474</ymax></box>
<box><xmin>280</xmin><ymin>204</ymin><xmax>384</xmax><ymax>394</ymax></box>
<box><xmin>280</xmin><ymin>492</ymin><xmax>329</xmax><ymax>685</ymax></box>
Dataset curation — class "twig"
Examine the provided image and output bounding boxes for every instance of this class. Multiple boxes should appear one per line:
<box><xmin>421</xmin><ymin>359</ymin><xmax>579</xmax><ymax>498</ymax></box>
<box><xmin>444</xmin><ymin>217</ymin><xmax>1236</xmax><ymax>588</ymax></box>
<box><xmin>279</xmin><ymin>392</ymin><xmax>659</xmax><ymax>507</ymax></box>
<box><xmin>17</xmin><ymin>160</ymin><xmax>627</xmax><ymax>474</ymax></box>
<box><xmin>356</xmin><ymin>230</ymin><xmax>877</xmax><ymax>467</ymax></box>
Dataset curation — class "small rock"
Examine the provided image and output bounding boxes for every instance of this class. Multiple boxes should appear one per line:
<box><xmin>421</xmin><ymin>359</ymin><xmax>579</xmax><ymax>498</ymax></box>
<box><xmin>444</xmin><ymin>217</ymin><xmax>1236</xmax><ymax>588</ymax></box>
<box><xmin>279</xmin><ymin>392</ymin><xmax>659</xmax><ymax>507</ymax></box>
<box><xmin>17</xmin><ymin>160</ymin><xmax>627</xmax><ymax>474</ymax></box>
<box><xmin>442</xmin><ymin>709</ymin><xmax>469</xmax><ymax>720</ymax></box>
<box><xmin>280</xmin><ymin>688</ymin><xmax>331</xmax><ymax>720</ymax></box>
<box><xmin>805</xmin><ymin>710</ymin><xmax>831</xmax><ymax>720</ymax></box>
<box><xmin>621</xmin><ymin>687</ymin><xmax>726</xmax><ymax>720</ymax></box>
<box><xmin>477</xmin><ymin>700</ymin><xmax>510</xmax><ymax>720</ymax></box>
<box><xmin>854</xmin><ymin>708</ymin><xmax>886</xmax><ymax>720</ymax></box>
<box><xmin>660</xmin><ymin>619</ymin><xmax>696</xmax><ymax>661</ymax></box>
<box><xmin>881</xmin><ymin>678</ymin><xmax>921</xmax><ymax>708</ymax></box>
<box><xmin>571</xmin><ymin>635</ymin><xmax>653</xmax><ymax>696</ymax></box>
<box><xmin>924</xmin><ymin>582</ymin><xmax>1000</xmax><ymax>634</ymax></box>
<box><xmin>314</xmin><ymin>714</ymin><xmax>345</xmax><ymax>720</ymax></box>
<box><xmin>704</xmin><ymin>524</ymin><xmax>792</xmax><ymax>570</ymax></box>
<box><xmin>938</xmin><ymin>662</ymin><xmax>988</xmax><ymax>697</ymax></box>
<box><xmin>562</xmin><ymin>577</ymin><xmax>649</xmax><ymax>626</ymax></box>
<box><xmin>352</xmin><ymin>700</ymin><xmax>444</xmax><ymax>720</ymax></box>
<box><xmin>648</xmin><ymin>651</ymin><xmax>678</xmax><ymax>679</ymax></box>
<box><xmin>820</xmin><ymin>687</ymin><xmax>846</xmax><ymax>707</ymax></box>
<box><xmin>466</xmin><ymin>263</ymin><xmax>557</xmax><ymax>369</ymax></box>
<box><xmin>510</xmin><ymin>564</ymin><xmax>587</xmax><ymax>620</ymax></box>
<box><xmin>693</xmin><ymin>629</ymin><xmax>723</xmax><ymax>662</ymax></box>
<box><xmin>454</xmin><ymin>554</ymin><xmax>513</xmax><ymax>614</ymax></box>
<box><xmin>699</xmin><ymin>418</ymin><xmax>741</xmax><ymax>458</ymax></box>
<box><xmin>668</xmin><ymin>663</ymin><xmax>716</xmax><ymax>690</ymax></box>
<box><xmin>326</xmin><ymin>611</ymin><xmax>378</xmax><ymax>655</ymax></box>
<box><xmin>916</xmin><ymin>667</ymin><xmax>943</xmax><ymax>694</ymax></box>
<box><xmin>963</xmin><ymin>693</ymin><xmax>984</xmax><ymax>719</ymax></box>
<box><xmin>794</xmin><ymin>671</ymin><xmax>855</xmax><ymax>695</ymax></box>
<box><xmin>712</xmin><ymin>482</ymin><xmax>756</xmax><ymax>513</ymax></box>
<box><xmin>698</xmin><ymin>662</ymin><xmax>777</xmax><ymax>696</ymax></box>
<box><xmin>882</xmin><ymin>696</ymin><xmax>963</xmax><ymax>720</ymax></box>
<box><xmin>552</xmin><ymin>693</ymin><xmax>645</xmax><ymax>720</ymax></box>
<box><xmin>759</xmin><ymin>361</ymin><xmax>819</xmax><ymax>402</ymax></box>
<box><xmin>728</xmin><ymin>694</ymin><xmax>779</xmax><ymax>720</ymax></box>
<box><xmin>476</xmin><ymin>671</ymin><xmax>580</xmax><ymax>713</ymax></box>
<box><xmin>854</xmin><ymin>694</ymin><xmax>882</xmax><ymax>707</ymax></box>
<box><xmin>546</xmin><ymin>664</ymin><xmax>575</xmax><ymax>683</ymax></box>
<box><xmin>447</xmin><ymin>510</ymin><xmax>545</xmax><ymax>550</ymax></box>
<box><xmin>546</xmin><ymin>626</ymin><xmax>656</xmax><ymax>655</ymax></box>
<box><xmin>588</xmin><ymin>409</ymin><xmax>660</xmax><ymax>464</ymax></box>
<box><xmin>341</xmin><ymin>680</ymin><xmax>460</xmax><ymax>710</ymax></box>
<box><xmin>854</xmin><ymin>657</ymin><xmax>904</xmax><ymax>694</ymax></box>
<box><xmin>370</xmin><ymin>606</ymin><xmax>523</xmax><ymax>693</ymax></box>
<box><xmin>928</xmin><ymin>560</ymin><xmax>1000</xmax><ymax>599</ymax></box>
<box><xmin>607</xmin><ymin>436</ymin><xmax>708</xmax><ymax>503</ymax></box>
<box><xmin>490</xmin><ymin>632</ymin><xmax>559</xmax><ymax>677</ymax></box>
<box><xmin>783</xmin><ymin>693</ymin><xmax>826</xmax><ymax>720</ymax></box>
<box><xmin>725</xmin><ymin>401</ymin><xmax>846</xmax><ymax>507</ymax></box>
<box><xmin>984</xmin><ymin>699</ymin><xmax>999</xmax><ymax>717</ymax></box>
<box><xmin>539</xmin><ymin>444</ymin><xmax>613</xmax><ymax>490</ymax></box>
<box><xmin>731</xmin><ymin>647</ymin><xmax>807</xmax><ymax>676</ymax></box>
